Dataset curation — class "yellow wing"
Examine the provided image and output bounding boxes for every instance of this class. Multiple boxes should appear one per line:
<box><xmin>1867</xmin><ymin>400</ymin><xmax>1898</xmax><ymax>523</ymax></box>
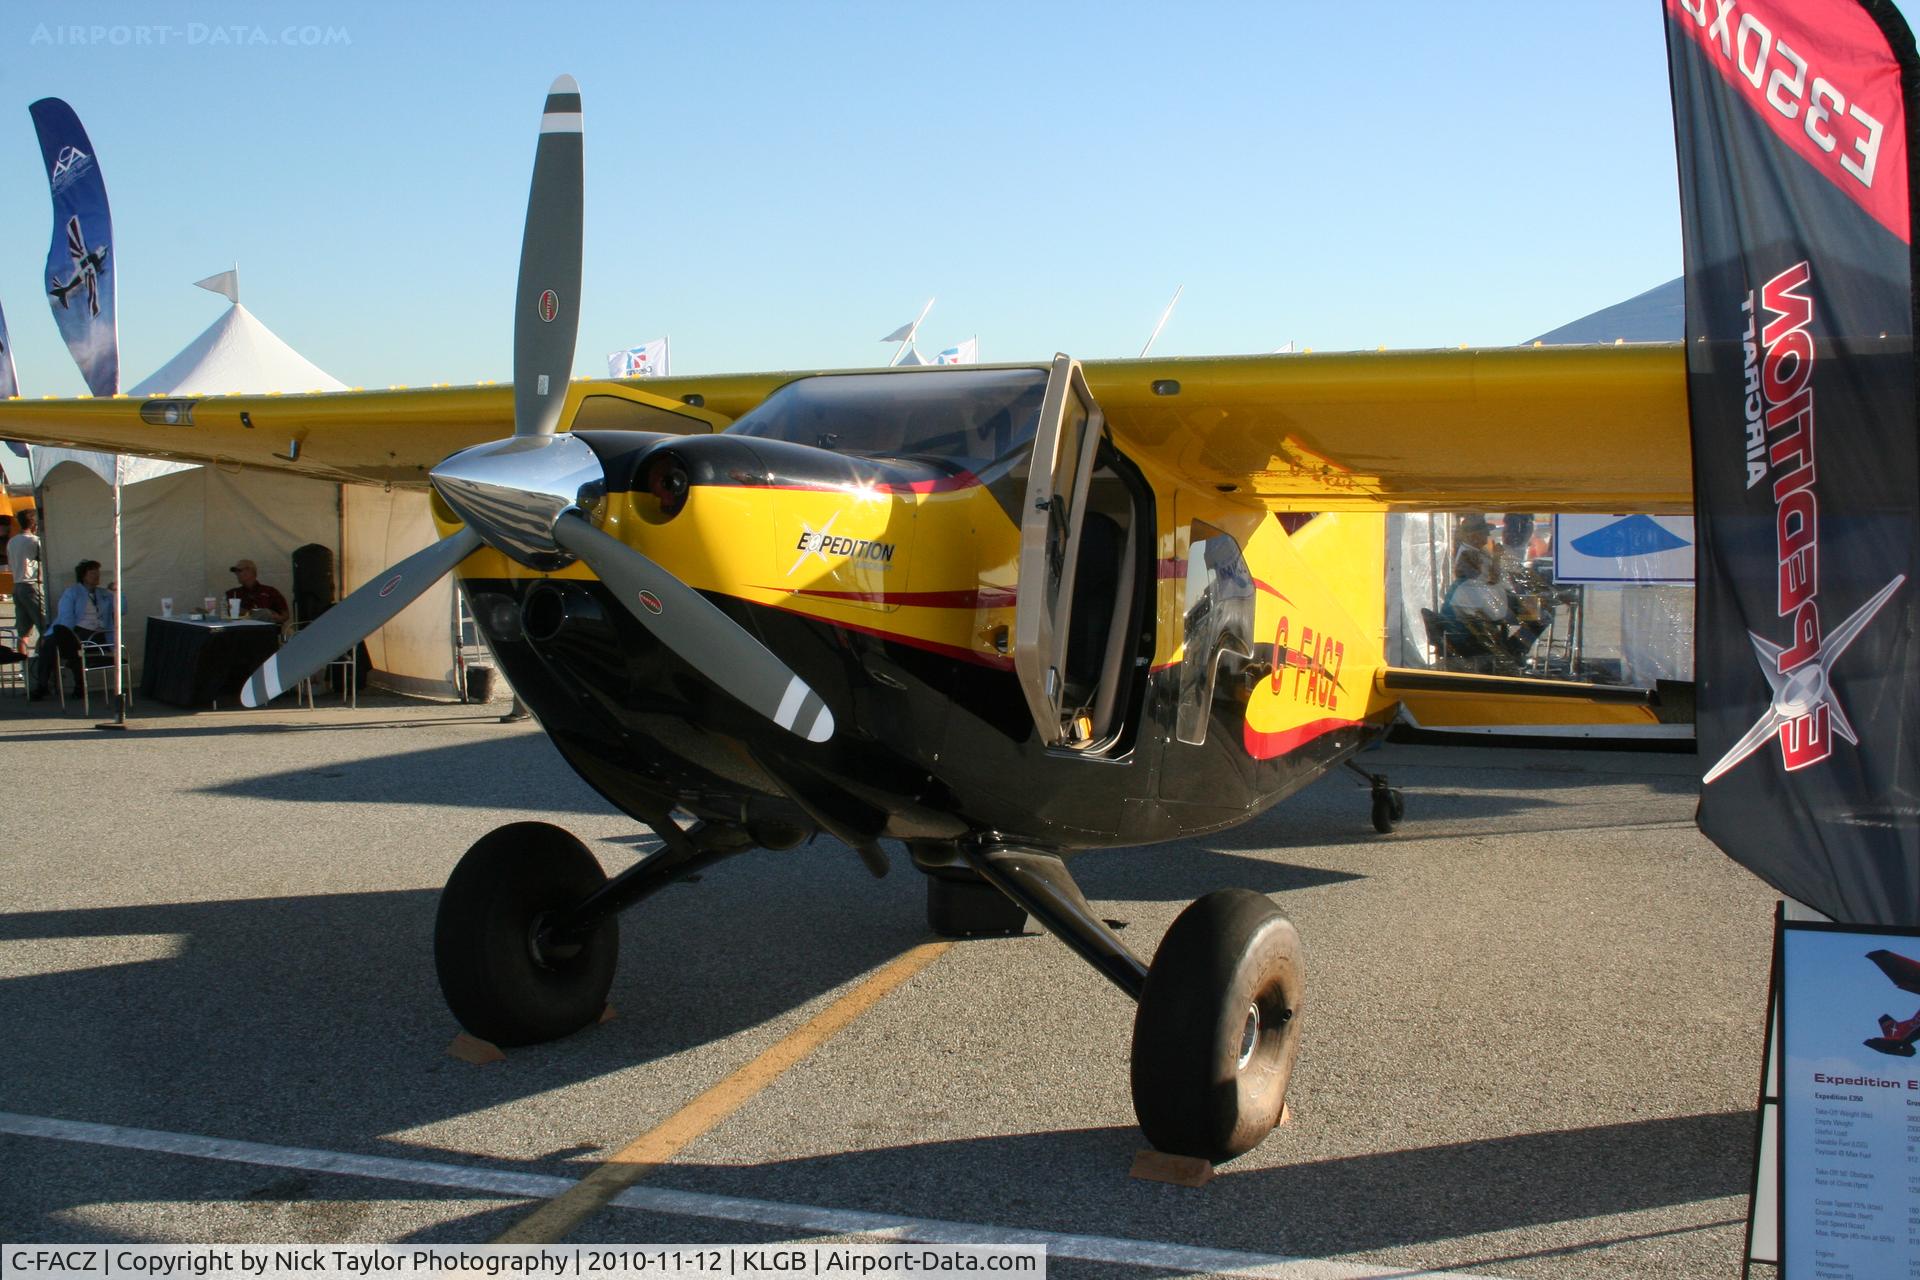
<box><xmin>1079</xmin><ymin>343</ymin><xmax>1691</xmax><ymax>514</ymax></box>
<box><xmin>0</xmin><ymin>381</ymin><xmax>733</xmax><ymax>487</ymax></box>
<box><xmin>0</xmin><ymin>344</ymin><xmax>1687</xmax><ymax>511</ymax></box>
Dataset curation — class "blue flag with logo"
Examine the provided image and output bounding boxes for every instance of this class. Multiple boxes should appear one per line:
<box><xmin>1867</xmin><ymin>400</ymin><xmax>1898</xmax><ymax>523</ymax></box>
<box><xmin>29</xmin><ymin>97</ymin><xmax>118</xmax><ymax>397</ymax></box>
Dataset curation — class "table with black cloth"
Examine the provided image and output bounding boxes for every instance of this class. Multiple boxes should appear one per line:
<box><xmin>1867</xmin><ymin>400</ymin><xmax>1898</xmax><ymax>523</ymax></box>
<box><xmin>140</xmin><ymin>616</ymin><xmax>281</xmax><ymax>708</ymax></box>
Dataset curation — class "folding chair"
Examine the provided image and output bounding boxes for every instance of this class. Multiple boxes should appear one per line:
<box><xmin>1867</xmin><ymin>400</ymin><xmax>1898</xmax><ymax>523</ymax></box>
<box><xmin>0</xmin><ymin>626</ymin><xmax>23</xmax><ymax>696</ymax></box>
<box><xmin>291</xmin><ymin>614</ymin><xmax>358</xmax><ymax>709</ymax></box>
<box><xmin>58</xmin><ymin>635</ymin><xmax>132</xmax><ymax>715</ymax></box>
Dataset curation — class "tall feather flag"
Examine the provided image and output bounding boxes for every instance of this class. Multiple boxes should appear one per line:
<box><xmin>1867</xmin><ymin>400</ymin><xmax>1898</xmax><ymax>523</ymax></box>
<box><xmin>29</xmin><ymin>98</ymin><xmax>118</xmax><ymax>396</ymax></box>
<box><xmin>0</xmin><ymin>298</ymin><xmax>18</xmax><ymax>400</ymax></box>
<box><xmin>1666</xmin><ymin>0</ymin><xmax>1920</xmax><ymax>925</ymax></box>
<box><xmin>0</xmin><ymin>297</ymin><xmax>24</xmax><ymax>457</ymax></box>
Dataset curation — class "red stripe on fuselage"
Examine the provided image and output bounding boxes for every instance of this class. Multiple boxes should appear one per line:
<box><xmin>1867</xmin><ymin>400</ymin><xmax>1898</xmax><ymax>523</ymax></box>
<box><xmin>1243</xmin><ymin>715</ymin><xmax>1359</xmax><ymax>760</ymax></box>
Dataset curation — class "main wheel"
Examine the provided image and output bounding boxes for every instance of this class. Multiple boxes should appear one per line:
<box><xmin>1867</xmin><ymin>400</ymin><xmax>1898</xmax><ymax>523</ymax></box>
<box><xmin>1130</xmin><ymin>889</ymin><xmax>1304</xmax><ymax>1161</ymax></box>
<box><xmin>435</xmin><ymin>821</ymin><xmax>619</xmax><ymax>1047</ymax></box>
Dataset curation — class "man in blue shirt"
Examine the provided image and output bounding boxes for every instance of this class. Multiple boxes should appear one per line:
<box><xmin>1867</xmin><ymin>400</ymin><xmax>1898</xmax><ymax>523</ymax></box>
<box><xmin>36</xmin><ymin>558</ymin><xmax>114</xmax><ymax>701</ymax></box>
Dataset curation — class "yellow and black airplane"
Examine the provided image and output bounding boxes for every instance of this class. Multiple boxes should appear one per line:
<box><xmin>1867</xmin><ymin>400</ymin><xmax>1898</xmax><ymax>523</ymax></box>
<box><xmin>0</xmin><ymin>78</ymin><xmax>1691</xmax><ymax>1162</ymax></box>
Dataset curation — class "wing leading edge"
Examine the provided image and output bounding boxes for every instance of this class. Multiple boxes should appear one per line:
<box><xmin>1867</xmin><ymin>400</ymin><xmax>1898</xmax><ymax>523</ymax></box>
<box><xmin>0</xmin><ymin>344</ymin><xmax>1688</xmax><ymax>509</ymax></box>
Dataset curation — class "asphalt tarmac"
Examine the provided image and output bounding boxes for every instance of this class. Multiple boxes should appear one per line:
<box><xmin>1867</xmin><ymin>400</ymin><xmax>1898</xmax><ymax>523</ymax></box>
<box><xmin>0</xmin><ymin>693</ymin><xmax>1778</xmax><ymax>1278</ymax></box>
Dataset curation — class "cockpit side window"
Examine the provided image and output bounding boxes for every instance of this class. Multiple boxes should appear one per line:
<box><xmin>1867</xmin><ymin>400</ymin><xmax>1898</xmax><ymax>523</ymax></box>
<box><xmin>1176</xmin><ymin>522</ymin><xmax>1257</xmax><ymax>746</ymax></box>
<box><xmin>728</xmin><ymin>369</ymin><xmax>1048</xmax><ymax>475</ymax></box>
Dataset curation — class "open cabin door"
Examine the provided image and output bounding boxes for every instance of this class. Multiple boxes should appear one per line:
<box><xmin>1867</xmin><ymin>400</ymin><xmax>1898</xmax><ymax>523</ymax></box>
<box><xmin>1014</xmin><ymin>355</ymin><xmax>1107</xmax><ymax>747</ymax></box>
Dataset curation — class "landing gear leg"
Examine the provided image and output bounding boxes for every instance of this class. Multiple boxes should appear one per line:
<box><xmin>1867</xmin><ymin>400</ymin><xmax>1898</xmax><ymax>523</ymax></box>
<box><xmin>1345</xmin><ymin>759</ymin><xmax>1404</xmax><ymax>834</ymax></box>
<box><xmin>962</xmin><ymin>843</ymin><xmax>1304</xmax><ymax>1162</ymax></box>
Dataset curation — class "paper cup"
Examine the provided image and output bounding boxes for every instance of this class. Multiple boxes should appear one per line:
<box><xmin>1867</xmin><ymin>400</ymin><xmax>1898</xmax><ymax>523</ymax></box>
<box><xmin>228</xmin><ymin>598</ymin><xmax>242</xmax><ymax>619</ymax></box>
<box><xmin>160</xmin><ymin>597</ymin><xmax>173</xmax><ymax>617</ymax></box>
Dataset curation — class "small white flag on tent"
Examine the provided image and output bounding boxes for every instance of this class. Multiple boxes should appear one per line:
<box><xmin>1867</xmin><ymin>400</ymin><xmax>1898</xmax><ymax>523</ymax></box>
<box><xmin>932</xmin><ymin>337</ymin><xmax>978</xmax><ymax>365</ymax></box>
<box><xmin>194</xmin><ymin>268</ymin><xmax>240</xmax><ymax>305</ymax></box>
<box><xmin>608</xmin><ymin>338</ymin><xmax>669</xmax><ymax>378</ymax></box>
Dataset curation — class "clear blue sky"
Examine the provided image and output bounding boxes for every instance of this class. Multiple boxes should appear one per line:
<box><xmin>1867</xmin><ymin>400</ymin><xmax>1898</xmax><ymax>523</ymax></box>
<box><xmin>1</xmin><ymin>2</ymin><xmax>1911</xmax><ymax>397</ymax></box>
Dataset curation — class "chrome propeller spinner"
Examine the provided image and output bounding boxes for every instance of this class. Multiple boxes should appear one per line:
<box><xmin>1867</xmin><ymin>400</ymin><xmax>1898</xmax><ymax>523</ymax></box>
<box><xmin>428</xmin><ymin>433</ymin><xmax>605</xmax><ymax>571</ymax></box>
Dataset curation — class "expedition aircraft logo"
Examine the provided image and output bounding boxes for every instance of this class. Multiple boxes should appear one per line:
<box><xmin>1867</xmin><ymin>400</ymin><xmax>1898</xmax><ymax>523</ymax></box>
<box><xmin>1703</xmin><ymin>574</ymin><xmax>1904</xmax><ymax>784</ymax></box>
<box><xmin>787</xmin><ymin>512</ymin><xmax>897</xmax><ymax>576</ymax></box>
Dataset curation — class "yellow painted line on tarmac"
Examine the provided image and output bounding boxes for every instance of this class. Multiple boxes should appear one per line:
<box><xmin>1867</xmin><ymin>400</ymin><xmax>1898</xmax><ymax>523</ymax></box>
<box><xmin>494</xmin><ymin>940</ymin><xmax>953</xmax><ymax>1243</ymax></box>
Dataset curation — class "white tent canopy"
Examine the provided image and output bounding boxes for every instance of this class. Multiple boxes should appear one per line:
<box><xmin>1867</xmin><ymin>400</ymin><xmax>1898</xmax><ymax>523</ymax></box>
<box><xmin>31</xmin><ymin>302</ymin><xmax>348</xmax><ymax>487</ymax></box>
<box><xmin>32</xmin><ymin>292</ymin><xmax>457</xmax><ymax>696</ymax></box>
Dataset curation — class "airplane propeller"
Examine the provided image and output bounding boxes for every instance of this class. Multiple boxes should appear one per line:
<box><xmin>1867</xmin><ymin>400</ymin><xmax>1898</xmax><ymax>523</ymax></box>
<box><xmin>242</xmin><ymin>77</ymin><xmax>834</xmax><ymax>741</ymax></box>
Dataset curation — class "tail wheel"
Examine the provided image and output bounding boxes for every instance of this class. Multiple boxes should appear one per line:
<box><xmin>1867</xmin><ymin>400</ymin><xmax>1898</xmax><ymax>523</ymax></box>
<box><xmin>1129</xmin><ymin>889</ymin><xmax>1304</xmax><ymax>1161</ymax></box>
<box><xmin>434</xmin><ymin>821</ymin><xmax>618</xmax><ymax>1047</ymax></box>
<box><xmin>1370</xmin><ymin>786</ymin><xmax>1404</xmax><ymax>834</ymax></box>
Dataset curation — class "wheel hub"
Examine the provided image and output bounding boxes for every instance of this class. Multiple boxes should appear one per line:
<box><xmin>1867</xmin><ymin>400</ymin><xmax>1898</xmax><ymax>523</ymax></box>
<box><xmin>527</xmin><ymin>912</ymin><xmax>585</xmax><ymax>969</ymax></box>
<box><xmin>1236</xmin><ymin>1002</ymin><xmax>1261</xmax><ymax>1069</ymax></box>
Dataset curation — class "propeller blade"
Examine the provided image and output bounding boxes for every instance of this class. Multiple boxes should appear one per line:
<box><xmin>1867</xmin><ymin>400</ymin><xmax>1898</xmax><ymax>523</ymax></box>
<box><xmin>513</xmin><ymin>74</ymin><xmax>584</xmax><ymax>439</ymax></box>
<box><xmin>550</xmin><ymin>511</ymin><xmax>835</xmax><ymax>742</ymax></box>
<box><xmin>240</xmin><ymin>527</ymin><xmax>485</xmax><ymax>708</ymax></box>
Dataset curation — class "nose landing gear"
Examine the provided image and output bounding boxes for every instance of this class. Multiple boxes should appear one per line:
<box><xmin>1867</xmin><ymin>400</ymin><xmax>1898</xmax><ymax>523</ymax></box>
<box><xmin>433</xmin><ymin>822</ymin><xmax>620</xmax><ymax>1047</ymax></box>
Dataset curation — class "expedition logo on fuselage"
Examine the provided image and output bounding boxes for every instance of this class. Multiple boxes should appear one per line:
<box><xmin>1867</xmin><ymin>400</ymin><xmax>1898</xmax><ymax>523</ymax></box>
<box><xmin>787</xmin><ymin>512</ymin><xmax>897</xmax><ymax>577</ymax></box>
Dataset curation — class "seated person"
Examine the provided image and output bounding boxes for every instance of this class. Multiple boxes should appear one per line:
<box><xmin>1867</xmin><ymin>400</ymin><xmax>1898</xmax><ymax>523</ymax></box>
<box><xmin>1451</xmin><ymin>513</ymin><xmax>1496</xmax><ymax>584</ymax></box>
<box><xmin>1438</xmin><ymin>548</ymin><xmax>1546</xmax><ymax>671</ymax></box>
<box><xmin>226</xmin><ymin>558</ymin><xmax>290</xmax><ymax>624</ymax></box>
<box><xmin>36</xmin><ymin>558</ymin><xmax>116</xmax><ymax>700</ymax></box>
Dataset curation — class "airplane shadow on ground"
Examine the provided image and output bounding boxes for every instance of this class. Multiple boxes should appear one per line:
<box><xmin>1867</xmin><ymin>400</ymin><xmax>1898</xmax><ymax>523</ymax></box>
<box><xmin>1072</xmin><ymin>847</ymin><xmax>1362</xmax><ymax>903</ymax></box>
<box><xmin>0</xmin><ymin>844</ymin><xmax>933</xmax><ymax>1154</ymax></box>
<box><xmin>191</xmin><ymin>735</ymin><xmax>621</xmax><ymax>816</ymax></box>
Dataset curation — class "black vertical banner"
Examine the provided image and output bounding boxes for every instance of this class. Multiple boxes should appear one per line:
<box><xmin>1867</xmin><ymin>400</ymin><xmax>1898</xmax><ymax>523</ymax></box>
<box><xmin>1667</xmin><ymin>0</ymin><xmax>1920</xmax><ymax>925</ymax></box>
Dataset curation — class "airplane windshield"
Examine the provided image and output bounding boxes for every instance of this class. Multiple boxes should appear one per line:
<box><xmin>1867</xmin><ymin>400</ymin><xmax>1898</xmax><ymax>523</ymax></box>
<box><xmin>728</xmin><ymin>369</ymin><xmax>1048</xmax><ymax>475</ymax></box>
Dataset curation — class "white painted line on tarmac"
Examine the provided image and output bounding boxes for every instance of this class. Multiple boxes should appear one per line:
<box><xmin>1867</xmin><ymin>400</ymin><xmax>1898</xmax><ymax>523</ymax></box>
<box><xmin>0</xmin><ymin>1110</ymin><xmax>573</xmax><ymax>1201</ymax></box>
<box><xmin>0</xmin><ymin>1110</ymin><xmax>1502</xmax><ymax>1279</ymax></box>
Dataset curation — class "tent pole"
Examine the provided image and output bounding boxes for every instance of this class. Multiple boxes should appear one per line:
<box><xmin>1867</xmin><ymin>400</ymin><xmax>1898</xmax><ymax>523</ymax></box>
<box><xmin>96</xmin><ymin>455</ymin><xmax>128</xmax><ymax>730</ymax></box>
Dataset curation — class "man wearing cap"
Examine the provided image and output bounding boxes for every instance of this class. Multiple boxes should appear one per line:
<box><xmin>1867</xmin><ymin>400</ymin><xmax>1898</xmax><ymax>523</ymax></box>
<box><xmin>226</xmin><ymin>559</ymin><xmax>289</xmax><ymax>625</ymax></box>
